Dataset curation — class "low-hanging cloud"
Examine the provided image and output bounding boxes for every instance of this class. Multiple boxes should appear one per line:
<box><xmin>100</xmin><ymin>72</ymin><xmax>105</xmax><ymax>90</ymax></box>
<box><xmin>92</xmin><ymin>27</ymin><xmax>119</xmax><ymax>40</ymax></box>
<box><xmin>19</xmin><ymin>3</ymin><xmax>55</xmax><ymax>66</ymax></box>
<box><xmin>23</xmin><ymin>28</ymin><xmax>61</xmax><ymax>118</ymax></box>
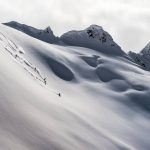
<box><xmin>0</xmin><ymin>0</ymin><xmax>150</xmax><ymax>52</ymax></box>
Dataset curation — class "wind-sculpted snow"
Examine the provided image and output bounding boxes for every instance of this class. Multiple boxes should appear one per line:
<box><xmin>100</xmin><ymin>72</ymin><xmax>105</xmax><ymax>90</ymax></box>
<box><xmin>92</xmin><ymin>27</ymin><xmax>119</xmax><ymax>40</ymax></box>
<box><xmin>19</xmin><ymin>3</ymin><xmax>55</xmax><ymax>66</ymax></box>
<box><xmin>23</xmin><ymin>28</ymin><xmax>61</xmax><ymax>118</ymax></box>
<box><xmin>80</xmin><ymin>55</ymin><xmax>101</xmax><ymax>67</ymax></box>
<box><xmin>1</xmin><ymin>24</ymin><xmax>150</xmax><ymax>150</ymax></box>
<box><xmin>46</xmin><ymin>57</ymin><xmax>75</xmax><ymax>81</ymax></box>
<box><xmin>96</xmin><ymin>66</ymin><xmax>124</xmax><ymax>82</ymax></box>
<box><xmin>36</xmin><ymin>51</ymin><xmax>75</xmax><ymax>81</ymax></box>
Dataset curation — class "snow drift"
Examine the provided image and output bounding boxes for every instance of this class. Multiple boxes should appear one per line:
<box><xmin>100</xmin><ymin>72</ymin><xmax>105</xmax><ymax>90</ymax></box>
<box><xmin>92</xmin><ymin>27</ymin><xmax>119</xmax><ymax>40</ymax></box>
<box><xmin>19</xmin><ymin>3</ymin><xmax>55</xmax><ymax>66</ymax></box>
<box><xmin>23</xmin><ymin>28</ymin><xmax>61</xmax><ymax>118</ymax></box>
<box><xmin>0</xmin><ymin>22</ymin><xmax>150</xmax><ymax>150</ymax></box>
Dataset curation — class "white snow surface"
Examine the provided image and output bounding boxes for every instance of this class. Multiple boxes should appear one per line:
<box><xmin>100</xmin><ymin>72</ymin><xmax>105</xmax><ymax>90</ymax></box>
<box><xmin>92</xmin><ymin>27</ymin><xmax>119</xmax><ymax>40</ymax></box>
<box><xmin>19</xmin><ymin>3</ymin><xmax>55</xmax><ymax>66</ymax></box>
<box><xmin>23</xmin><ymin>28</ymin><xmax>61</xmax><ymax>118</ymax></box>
<box><xmin>0</xmin><ymin>24</ymin><xmax>150</xmax><ymax>150</ymax></box>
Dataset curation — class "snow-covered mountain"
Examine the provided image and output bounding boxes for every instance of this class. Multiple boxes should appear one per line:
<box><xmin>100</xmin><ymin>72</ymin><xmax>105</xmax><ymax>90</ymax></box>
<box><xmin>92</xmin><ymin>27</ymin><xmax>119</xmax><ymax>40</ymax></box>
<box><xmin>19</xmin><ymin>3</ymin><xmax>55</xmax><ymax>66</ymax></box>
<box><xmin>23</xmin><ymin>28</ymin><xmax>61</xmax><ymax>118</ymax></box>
<box><xmin>129</xmin><ymin>42</ymin><xmax>150</xmax><ymax>70</ymax></box>
<box><xmin>4</xmin><ymin>21</ymin><xmax>59</xmax><ymax>43</ymax></box>
<box><xmin>60</xmin><ymin>25</ymin><xmax>125</xmax><ymax>56</ymax></box>
<box><xmin>0</xmin><ymin>22</ymin><xmax>150</xmax><ymax>150</ymax></box>
<box><xmin>4</xmin><ymin>22</ymin><xmax>126</xmax><ymax>56</ymax></box>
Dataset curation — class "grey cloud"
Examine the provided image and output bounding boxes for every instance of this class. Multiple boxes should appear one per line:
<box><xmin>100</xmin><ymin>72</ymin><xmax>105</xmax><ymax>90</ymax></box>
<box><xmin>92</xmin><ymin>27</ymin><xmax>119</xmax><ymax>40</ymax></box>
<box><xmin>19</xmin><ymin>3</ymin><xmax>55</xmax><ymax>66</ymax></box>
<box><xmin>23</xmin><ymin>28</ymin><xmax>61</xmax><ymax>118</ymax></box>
<box><xmin>0</xmin><ymin>0</ymin><xmax>150</xmax><ymax>52</ymax></box>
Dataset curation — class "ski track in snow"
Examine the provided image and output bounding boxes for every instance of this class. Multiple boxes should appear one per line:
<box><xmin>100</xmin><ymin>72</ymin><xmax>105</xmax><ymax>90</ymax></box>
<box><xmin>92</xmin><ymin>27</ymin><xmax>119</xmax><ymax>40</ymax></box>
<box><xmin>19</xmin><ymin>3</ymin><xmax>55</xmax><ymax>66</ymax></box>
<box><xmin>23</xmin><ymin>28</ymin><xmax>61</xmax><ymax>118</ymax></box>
<box><xmin>0</xmin><ymin>32</ymin><xmax>61</xmax><ymax>97</ymax></box>
<box><xmin>0</xmin><ymin>32</ymin><xmax>46</xmax><ymax>85</ymax></box>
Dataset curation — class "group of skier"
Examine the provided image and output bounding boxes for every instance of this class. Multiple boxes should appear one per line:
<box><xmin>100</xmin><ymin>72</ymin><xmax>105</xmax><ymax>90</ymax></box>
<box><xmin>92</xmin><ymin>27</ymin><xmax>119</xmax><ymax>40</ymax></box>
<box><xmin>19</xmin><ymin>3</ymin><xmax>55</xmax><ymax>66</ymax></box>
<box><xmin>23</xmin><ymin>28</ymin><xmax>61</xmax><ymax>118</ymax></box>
<box><xmin>34</xmin><ymin>67</ymin><xmax>61</xmax><ymax>97</ymax></box>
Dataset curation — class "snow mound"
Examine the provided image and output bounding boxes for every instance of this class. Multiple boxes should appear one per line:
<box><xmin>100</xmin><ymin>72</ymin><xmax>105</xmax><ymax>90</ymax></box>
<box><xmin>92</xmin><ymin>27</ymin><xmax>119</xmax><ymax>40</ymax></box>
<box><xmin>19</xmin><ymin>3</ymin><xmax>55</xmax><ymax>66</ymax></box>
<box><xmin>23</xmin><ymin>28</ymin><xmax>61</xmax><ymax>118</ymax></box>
<box><xmin>96</xmin><ymin>65</ymin><xmax>124</xmax><ymax>82</ymax></box>
<box><xmin>60</xmin><ymin>25</ymin><xmax>125</xmax><ymax>55</ymax></box>
<box><xmin>80</xmin><ymin>55</ymin><xmax>101</xmax><ymax>67</ymax></box>
<box><xmin>3</xmin><ymin>21</ymin><xmax>59</xmax><ymax>44</ymax></box>
<box><xmin>36</xmin><ymin>51</ymin><xmax>75</xmax><ymax>81</ymax></box>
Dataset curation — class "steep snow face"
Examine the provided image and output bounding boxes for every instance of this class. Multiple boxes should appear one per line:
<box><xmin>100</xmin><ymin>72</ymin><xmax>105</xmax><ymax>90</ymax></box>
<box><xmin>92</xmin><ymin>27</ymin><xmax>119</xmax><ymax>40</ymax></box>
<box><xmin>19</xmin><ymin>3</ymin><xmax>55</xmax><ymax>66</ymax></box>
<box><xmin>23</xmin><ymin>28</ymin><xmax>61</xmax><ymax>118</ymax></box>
<box><xmin>60</xmin><ymin>25</ymin><xmax>125</xmax><ymax>55</ymax></box>
<box><xmin>1</xmin><ymin>24</ymin><xmax>150</xmax><ymax>150</ymax></box>
<box><xmin>129</xmin><ymin>42</ymin><xmax>150</xmax><ymax>70</ymax></box>
<box><xmin>3</xmin><ymin>21</ymin><xmax>59</xmax><ymax>44</ymax></box>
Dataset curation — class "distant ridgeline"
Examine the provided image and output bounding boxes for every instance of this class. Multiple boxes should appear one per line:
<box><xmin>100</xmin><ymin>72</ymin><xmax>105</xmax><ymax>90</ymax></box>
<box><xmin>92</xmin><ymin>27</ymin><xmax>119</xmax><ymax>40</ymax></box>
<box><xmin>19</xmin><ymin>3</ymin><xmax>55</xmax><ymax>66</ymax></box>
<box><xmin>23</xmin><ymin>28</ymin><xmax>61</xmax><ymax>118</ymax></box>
<box><xmin>4</xmin><ymin>21</ymin><xmax>126</xmax><ymax>56</ymax></box>
<box><xmin>4</xmin><ymin>21</ymin><xmax>150</xmax><ymax>70</ymax></box>
<box><xmin>3</xmin><ymin>21</ymin><xmax>59</xmax><ymax>44</ymax></box>
<box><xmin>129</xmin><ymin>43</ymin><xmax>150</xmax><ymax>70</ymax></box>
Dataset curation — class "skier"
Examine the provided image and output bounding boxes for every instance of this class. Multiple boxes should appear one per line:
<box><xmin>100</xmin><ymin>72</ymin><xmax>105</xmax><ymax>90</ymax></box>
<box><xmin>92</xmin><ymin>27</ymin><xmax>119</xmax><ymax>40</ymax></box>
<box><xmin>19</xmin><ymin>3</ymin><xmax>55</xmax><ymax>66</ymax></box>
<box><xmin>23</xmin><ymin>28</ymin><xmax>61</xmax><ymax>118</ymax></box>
<box><xmin>15</xmin><ymin>54</ymin><xmax>18</xmax><ymax>59</ymax></box>
<box><xmin>34</xmin><ymin>67</ymin><xmax>37</xmax><ymax>72</ymax></box>
<box><xmin>44</xmin><ymin>78</ymin><xmax>47</xmax><ymax>85</ymax></box>
<box><xmin>58</xmin><ymin>93</ymin><xmax>61</xmax><ymax>97</ymax></box>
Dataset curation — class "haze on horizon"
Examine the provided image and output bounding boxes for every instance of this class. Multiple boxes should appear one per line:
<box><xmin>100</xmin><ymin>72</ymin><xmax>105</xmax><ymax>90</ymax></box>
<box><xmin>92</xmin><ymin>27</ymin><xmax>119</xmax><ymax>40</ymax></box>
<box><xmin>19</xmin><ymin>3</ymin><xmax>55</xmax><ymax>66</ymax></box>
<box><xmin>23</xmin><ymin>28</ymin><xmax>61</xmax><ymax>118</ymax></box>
<box><xmin>0</xmin><ymin>0</ymin><xmax>150</xmax><ymax>52</ymax></box>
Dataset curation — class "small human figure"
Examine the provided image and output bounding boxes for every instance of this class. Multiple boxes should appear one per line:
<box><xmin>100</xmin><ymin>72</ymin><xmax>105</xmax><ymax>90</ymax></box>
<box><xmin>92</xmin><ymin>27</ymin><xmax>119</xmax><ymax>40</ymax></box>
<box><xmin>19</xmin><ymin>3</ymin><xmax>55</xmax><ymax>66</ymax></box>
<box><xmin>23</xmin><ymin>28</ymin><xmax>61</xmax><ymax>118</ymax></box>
<box><xmin>15</xmin><ymin>54</ymin><xmax>18</xmax><ymax>59</ymax></box>
<box><xmin>44</xmin><ymin>78</ymin><xmax>47</xmax><ymax>85</ymax></box>
<box><xmin>58</xmin><ymin>93</ymin><xmax>61</xmax><ymax>97</ymax></box>
<box><xmin>34</xmin><ymin>67</ymin><xmax>37</xmax><ymax>72</ymax></box>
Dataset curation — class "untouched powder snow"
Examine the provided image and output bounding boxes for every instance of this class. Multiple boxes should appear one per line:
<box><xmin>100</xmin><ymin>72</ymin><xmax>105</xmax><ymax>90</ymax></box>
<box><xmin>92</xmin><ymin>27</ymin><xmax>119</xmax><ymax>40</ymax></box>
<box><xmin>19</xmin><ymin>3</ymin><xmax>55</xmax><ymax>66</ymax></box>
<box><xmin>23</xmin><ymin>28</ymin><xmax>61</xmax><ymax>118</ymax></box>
<box><xmin>0</xmin><ymin>23</ymin><xmax>150</xmax><ymax>150</ymax></box>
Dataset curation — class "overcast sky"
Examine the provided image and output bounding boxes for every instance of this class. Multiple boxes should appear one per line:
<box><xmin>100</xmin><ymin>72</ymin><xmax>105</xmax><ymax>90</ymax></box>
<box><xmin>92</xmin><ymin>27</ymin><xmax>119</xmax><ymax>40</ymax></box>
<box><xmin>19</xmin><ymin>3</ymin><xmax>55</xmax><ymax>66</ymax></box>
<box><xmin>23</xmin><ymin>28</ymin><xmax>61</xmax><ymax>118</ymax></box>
<box><xmin>0</xmin><ymin>0</ymin><xmax>150</xmax><ymax>52</ymax></box>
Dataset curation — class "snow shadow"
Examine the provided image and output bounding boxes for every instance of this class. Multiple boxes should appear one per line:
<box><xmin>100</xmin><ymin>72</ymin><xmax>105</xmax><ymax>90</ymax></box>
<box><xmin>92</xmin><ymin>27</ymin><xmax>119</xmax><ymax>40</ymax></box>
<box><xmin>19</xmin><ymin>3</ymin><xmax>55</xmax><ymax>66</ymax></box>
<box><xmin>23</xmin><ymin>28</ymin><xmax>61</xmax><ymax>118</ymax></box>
<box><xmin>126</xmin><ymin>91</ymin><xmax>150</xmax><ymax>113</ymax></box>
<box><xmin>96</xmin><ymin>66</ymin><xmax>124</xmax><ymax>82</ymax></box>
<box><xmin>37</xmin><ymin>52</ymin><xmax>75</xmax><ymax>81</ymax></box>
<box><xmin>80</xmin><ymin>55</ymin><xmax>101</xmax><ymax>67</ymax></box>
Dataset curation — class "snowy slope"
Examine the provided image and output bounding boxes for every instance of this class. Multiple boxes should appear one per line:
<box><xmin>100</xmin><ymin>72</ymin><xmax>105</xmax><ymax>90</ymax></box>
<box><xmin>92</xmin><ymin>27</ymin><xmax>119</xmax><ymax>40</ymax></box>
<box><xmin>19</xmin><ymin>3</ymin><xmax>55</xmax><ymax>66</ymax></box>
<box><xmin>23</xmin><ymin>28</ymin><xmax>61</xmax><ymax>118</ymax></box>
<box><xmin>0</xmin><ymin>24</ymin><xmax>150</xmax><ymax>150</ymax></box>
